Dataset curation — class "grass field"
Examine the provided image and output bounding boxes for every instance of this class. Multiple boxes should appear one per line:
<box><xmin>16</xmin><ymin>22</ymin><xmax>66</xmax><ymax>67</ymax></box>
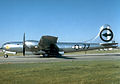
<box><xmin>0</xmin><ymin>60</ymin><xmax>120</xmax><ymax>84</ymax></box>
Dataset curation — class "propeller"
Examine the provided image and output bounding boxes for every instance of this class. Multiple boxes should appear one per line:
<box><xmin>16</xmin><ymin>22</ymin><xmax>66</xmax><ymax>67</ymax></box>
<box><xmin>23</xmin><ymin>33</ymin><xmax>25</xmax><ymax>56</ymax></box>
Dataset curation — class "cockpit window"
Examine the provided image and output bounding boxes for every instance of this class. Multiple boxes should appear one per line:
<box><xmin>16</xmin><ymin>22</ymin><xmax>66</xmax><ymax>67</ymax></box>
<box><xmin>3</xmin><ymin>42</ymin><xmax>23</xmax><ymax>45</ymax></box>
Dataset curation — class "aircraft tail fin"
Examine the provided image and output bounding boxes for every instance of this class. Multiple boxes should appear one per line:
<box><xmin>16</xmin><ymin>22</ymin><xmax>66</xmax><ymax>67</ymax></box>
<box><xmin>92</xmin><ymin>24</ymin><xmax>114</xmax><ymax>43</ymax></box>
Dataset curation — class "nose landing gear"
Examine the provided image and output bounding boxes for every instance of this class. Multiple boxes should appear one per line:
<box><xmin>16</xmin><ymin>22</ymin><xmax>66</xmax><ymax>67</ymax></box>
<box><xmin>4</xmin><ymin>54</ymin><xmax>8</xmax><ymax>58</ymax></box>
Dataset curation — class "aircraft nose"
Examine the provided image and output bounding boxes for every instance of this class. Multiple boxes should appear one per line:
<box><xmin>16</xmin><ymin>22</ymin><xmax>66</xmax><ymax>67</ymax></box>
<box><xmin>2</xmin><ymin>44</ymin><xmax>10</xmax><ymax>50</ymax></box>
<box><xmin>2</xmin><ymin>44</ymin><xmax>6</xmax><ymax>49</ymax></box>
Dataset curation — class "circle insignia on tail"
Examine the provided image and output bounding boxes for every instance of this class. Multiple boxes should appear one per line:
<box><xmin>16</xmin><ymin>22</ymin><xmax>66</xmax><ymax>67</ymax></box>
<box><xmin>100</xmin><ymin>28</ymin><xmax>113</xmax><ymax>42</ymax></box>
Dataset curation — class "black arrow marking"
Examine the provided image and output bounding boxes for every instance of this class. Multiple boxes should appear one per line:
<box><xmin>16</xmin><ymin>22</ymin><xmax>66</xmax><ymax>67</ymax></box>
<box><xmin>102</xmin><ymin>33</ymin><xmax>112</xmax><ymax>37</ymax></box>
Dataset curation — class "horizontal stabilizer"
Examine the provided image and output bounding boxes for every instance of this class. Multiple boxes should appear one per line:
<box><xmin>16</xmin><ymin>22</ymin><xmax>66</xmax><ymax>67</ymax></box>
<box><xmin>100</xmin><ymin>43</ymin><xmax>118</xmax><ymax>48</ymax></box>
<box><xmin>100</xmin><ymin>43</ymin><xmax>118</xmax><ymax>46</ymax></box>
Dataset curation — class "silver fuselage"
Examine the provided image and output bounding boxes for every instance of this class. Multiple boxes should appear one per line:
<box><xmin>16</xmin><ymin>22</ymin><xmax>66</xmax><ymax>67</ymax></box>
<box><xmin>2</xmin><ymin>40</ymin><xmax>114</xmax><ymax>55</ymax></box>
<box><xmin>2</xmin><ymin>24</ymin><xmax>118</xmax><ymax>56</ymax></box>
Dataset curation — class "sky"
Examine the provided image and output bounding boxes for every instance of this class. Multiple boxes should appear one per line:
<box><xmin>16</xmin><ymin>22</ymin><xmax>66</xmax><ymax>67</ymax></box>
<box><xmin>0</xmin><ymin>0</ymin><xmax>120</xmax><ymax>47</ymax></box>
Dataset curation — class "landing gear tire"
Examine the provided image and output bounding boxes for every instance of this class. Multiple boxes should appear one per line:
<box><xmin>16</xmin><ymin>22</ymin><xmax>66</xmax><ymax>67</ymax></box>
<box><xmin>4</xmin><ymin>54</ymin><xmax>8</xmax><ymax>58</ymax></box>
<box><xmin>43</xmin><ymin>54</ymin><xmax>49</xmax><ymax>57</ymax></box>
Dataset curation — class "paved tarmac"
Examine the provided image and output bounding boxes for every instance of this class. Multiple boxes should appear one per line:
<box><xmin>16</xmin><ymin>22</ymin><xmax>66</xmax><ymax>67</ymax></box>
<box><xmin>0</xmin><ymin>53</ymin><xmax>120</xmax><ymax>64</ymax></box>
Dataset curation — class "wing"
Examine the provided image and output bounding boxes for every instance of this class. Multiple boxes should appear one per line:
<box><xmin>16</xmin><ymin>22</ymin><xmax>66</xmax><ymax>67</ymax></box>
<box><xmin>38</xmin><ymin>35</ymin><xmax>58</xmax><ymax>50</ymax></box>
<box><xmin>38</xmin><ymin>35</ymin><xmax>59</xmax><ymax>56</ymax></box>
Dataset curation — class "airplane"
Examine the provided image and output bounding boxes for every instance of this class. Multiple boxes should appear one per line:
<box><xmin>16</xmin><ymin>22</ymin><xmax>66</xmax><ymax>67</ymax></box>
<box><xmin>1</xmin><ymin>24</ymin><xmax>118</xmax><ymax>58</ymax></box>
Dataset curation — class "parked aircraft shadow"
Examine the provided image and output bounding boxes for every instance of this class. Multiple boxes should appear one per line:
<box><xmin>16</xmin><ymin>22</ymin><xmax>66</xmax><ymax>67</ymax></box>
<box><xmin>56</xmin><ymin>55</ymin><xmax>76</xmax><ymax>59</ymax></box>
<box><xmin>16</xmin><ymin>55</ymin><xmax>76</xmax><ymax>59</ymax></box>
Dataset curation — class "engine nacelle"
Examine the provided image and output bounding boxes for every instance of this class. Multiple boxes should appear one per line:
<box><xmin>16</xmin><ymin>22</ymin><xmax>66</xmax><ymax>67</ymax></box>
<box><xmin>59</xmin><ymin>51</ymin><xmax>64</xmax><ymax>55</ymax></box>
<box><xmin>3</xmin><ymin>50</ymin><xmax>17</xmax><ymax>55</ymax></box>
<box><xmin>25</xmin><ymin>50</ymin><xmax>45</xmax><ymax>55</ymax></box>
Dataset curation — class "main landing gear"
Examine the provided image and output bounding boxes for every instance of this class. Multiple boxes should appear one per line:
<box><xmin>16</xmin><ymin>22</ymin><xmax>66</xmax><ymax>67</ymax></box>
<box><xmin>42</xmin><ymin>54</ymin><xmax>49</xmax><ymax>57</ymax></box>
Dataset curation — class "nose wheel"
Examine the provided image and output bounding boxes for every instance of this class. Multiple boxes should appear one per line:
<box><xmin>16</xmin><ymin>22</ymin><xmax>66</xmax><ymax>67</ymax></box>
<box><xmin>4</xmin><ymin>54</ymin><xmax>8</xmax><ymax>58</ymax></box>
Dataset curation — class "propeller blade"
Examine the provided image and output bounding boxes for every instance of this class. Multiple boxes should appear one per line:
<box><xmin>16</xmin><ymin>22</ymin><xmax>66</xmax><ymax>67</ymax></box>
<box><xmin>23</xmin><ymin>33</ymin><xmax>25</xmax><ymax>56</ymax></box>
